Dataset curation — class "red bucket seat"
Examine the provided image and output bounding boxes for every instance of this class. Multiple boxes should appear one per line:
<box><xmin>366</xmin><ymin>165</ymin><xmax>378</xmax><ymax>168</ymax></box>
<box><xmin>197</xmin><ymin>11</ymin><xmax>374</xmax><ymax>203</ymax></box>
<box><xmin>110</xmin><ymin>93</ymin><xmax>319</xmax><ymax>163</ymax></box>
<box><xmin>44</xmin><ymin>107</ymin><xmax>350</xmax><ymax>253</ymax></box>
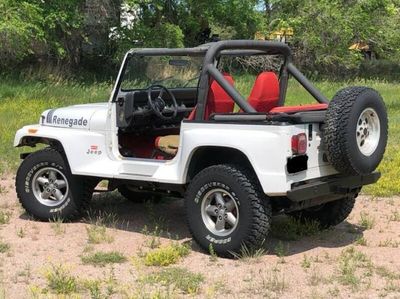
<box><xmin>247</xmin><ymin>71</ymin><xmax>280</xmax><ymax>112</ymax></box>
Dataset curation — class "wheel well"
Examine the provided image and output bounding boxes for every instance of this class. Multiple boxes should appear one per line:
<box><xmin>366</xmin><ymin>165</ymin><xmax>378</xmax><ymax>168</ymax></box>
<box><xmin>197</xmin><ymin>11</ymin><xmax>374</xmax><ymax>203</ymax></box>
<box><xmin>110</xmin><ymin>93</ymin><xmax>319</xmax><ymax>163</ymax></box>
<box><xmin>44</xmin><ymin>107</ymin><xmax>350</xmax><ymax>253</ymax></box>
<box><xmin>186</xmin><ymin>146</ymin><xmax>255</xmax><ymax>181</ymax></box>
<box><xmin>19</xmin><ymin>136</ymin><xmax>63</xmax><ymax>149</ymax></box>
<box><xmin>19</xmin><ymin>136</ymin><xmax>65</xmax><ymax>157</ymax></box>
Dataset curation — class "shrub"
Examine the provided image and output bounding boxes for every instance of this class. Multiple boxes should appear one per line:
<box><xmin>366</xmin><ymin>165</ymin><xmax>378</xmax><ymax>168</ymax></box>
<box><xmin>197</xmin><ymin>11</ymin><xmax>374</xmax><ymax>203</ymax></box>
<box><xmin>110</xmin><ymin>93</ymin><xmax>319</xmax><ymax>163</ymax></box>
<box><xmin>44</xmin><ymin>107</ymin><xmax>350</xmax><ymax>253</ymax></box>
<box><xmin>144</xmin><ymin>243</ymin><xmax>190</xmax><ymax>266</ymax></box>
<box><xmin>44</xmin><ymin>264</ymin><xmax>77</xmax><ymax>294</ymax></box>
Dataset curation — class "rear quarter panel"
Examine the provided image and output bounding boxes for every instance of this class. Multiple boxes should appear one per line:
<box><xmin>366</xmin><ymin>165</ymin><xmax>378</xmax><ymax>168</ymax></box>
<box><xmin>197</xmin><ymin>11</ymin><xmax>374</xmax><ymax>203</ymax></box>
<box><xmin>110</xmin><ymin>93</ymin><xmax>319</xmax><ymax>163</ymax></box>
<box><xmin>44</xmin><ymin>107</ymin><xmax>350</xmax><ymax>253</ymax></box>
<box><xmin>178</xmin><ymin>122</ymin><xmax>337</xmax><ymax>195</ymax></box>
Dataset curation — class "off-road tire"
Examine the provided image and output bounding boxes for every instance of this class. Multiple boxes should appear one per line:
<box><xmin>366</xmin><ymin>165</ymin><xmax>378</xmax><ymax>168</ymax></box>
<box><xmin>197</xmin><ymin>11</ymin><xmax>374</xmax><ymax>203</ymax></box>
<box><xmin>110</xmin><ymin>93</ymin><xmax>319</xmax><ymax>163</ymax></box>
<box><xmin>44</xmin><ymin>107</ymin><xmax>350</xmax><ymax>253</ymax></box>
<box><xmin>185</xmin><ymin>164</ymin><xmax>271</xmax><ymax>257</ymax></box>
<box><xmin>15</xmin><ymin>148</ymin><xmax>95</xmax><ymax>221</ymax></box>
<box><xmin>290</xmin><ymin>194</ymin><xmax>356</xmax><ymax>229</ymax></box>
<box><xmin>118</xmin><ymin>185</ymin><xmax>161</xmax><ymax>203</ymax></box>
<box><xmin>324</xmin><ymin>86</ymin><xmax>388</xmax><ymax>175</ymax></box>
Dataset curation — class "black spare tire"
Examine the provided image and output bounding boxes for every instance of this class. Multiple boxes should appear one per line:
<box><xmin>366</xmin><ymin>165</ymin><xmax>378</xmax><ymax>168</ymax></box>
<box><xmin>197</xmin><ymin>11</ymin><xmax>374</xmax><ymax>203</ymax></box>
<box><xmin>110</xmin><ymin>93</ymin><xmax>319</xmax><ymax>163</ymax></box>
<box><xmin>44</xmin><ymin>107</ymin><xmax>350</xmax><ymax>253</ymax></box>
<box><xmin>324</xmin><ymin>86</ymin><xmax>388</xmax><ymax>175</ymax></box>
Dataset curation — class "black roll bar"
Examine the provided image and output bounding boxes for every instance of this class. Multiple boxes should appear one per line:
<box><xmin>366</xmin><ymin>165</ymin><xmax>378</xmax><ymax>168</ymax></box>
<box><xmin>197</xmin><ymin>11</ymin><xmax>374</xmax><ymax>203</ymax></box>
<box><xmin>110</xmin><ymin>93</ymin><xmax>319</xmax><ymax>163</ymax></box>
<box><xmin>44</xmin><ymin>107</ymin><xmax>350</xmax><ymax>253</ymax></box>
<box><xmin>113</xmin><ymin>41</ymin><xmax>330</xmax><ymax>120</ymax></box>
<box><xmin>196</xmin><ymin>40</ymin><xmax>293</xmax><ymax>120</ymax></box>
<box><xmin>195</xmin><ymin>40</ymin><xmax>330</xmax><ymax>120</ymax></box>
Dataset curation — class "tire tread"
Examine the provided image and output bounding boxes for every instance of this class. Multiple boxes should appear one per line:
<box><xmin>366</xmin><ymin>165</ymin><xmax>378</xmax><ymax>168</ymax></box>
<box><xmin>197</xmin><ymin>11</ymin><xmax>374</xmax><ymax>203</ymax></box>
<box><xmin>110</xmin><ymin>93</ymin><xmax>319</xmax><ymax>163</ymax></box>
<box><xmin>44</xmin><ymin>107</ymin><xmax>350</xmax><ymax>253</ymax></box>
<box><xmin>185</xmin><ymin>164</ymin><xmax>271</xmax><ymax>256</ymax></box>
<box><xmin>15</xmin><ymin>147</ymin><xmax>96</xmax><ymax>221</ymax></box>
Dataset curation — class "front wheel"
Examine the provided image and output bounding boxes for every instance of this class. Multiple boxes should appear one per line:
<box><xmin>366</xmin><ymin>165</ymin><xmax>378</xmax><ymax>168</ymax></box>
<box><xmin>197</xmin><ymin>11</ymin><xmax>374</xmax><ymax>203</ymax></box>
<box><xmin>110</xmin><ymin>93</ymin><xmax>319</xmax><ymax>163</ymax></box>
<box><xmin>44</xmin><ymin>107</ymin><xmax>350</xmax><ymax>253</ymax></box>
<box><xmin>185</xmin><ymin>164</ymin><xmax>271</xmax><ymax>257</ymax></box>
<box><xmin>15</xmin><ymin>148</ymin><xmax>95</xmax><ymax>221</ymax></box>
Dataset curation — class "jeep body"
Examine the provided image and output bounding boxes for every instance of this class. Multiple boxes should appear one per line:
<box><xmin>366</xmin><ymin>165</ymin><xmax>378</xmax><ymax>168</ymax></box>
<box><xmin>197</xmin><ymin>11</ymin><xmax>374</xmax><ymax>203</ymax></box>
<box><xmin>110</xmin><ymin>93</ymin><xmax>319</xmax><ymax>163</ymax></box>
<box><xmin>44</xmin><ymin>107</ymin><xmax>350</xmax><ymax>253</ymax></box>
<box><xmin>14</xmin><ymin>40</ymin><xmax>386</xmax><ymax>255</ymax></box>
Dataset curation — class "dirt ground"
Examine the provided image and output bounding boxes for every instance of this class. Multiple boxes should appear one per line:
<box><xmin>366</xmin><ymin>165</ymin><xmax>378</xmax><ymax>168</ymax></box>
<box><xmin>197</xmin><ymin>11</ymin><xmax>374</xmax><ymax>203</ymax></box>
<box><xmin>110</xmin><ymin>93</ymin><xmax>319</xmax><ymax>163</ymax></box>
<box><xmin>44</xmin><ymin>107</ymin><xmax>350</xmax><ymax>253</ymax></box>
<box><xmin>0</xmin><ymin>176</ymin><xmax>399</xmax><ymax>299</ymax></box>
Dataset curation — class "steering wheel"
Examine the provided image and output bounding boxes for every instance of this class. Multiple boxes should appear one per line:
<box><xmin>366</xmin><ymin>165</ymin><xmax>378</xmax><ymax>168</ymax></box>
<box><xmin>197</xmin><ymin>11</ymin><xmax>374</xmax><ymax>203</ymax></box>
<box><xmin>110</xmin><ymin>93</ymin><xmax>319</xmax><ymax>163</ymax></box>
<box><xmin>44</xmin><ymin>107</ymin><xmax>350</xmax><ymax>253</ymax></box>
<box><xmin>147</xmin><ymin>84</ymin><xmax>178</xmax><ymax>120</ymax></box>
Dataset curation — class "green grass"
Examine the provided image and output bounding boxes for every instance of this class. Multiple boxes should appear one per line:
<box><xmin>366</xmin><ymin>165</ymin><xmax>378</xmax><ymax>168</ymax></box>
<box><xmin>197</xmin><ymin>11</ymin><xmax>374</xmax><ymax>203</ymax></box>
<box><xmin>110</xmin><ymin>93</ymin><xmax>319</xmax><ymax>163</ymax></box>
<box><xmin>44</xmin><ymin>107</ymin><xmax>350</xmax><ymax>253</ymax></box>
<box><xmin>0</xmin><ymin>77</ymin><xmax>398</xmax><ymax>196</ymax></box>
<box><xmin>261</xmin><ymin>268</ymin><xmax>287</xmax><ymax>295</ymax></box>
<box><xmin>50</xmin><ymin>216</ymin><xmax>66</xmax><ymax>236</ymax></box>
<box><xmin>44</xmin><ymin>263</ymin><xmax>78</xmax><ymax>295</ymax></box>
<box><xmin>0</xmin><ymin>210</ymin><xmax>11</xmax><ymax>225</ymax></box>
<box><xmin>0</xmin><ymin>79</ymin><xmax>111</xmax><ymax>174</ymax></box>
<box><xmin>271</xmin><ymin>216</ymin><xmax>321</xmax><ymax>241</ymax></box>
<box><xmin>0</xmin><ymin>241</ymin><xmax>10</xmax><ymax>253</ymax></box>
<box><xmin>358</xmin><ymin>212</ymin><xmax>376</xmax><ymax>229</ymax></box>
<box><xmin>337</xmin><ymin>247</ymin><xmax>373</xmax><ymax>289</ymax></box>
<box><xmin>143</xmin><ymin>267</ymin><xmax>204</xmax><ymax>294</ymax></box>
<box><xmin>229</xmin><ymin>242</ymin><xmax>266</xmax><ymax>261</ymax></box>
<box><xmin>81</xmin><ymin>251</ymin><xmax>127</xmax><ymax>267</ymax></box>
<box><xmin>143</xmin><ymin>242</ymin><xmax>190</xmax><ymax>266</ymax></box>
<box><xmin>301</xmin><ymin>254</ymin><xmax>312</xmax><ymax>269</ymax></box>
<box><xmin>86</xmin><ymin>225</ymin><xmax>114</xmax><ymax>244</ymax></box>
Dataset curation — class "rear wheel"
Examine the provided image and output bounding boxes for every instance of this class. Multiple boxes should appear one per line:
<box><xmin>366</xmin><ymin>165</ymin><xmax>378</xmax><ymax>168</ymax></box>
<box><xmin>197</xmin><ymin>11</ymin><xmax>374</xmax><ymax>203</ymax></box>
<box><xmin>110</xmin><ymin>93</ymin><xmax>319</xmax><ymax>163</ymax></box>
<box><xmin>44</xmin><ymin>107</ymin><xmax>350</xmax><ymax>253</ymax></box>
<box><xmin>185</xmin><ymin>164</ymin><xmax>271</xmax><ymax>257</ymax></box>
<box><xmin>290</xmin><ymin>194</ymin><xmax>356</xmax><ymax>229</ymax></box>
<box><xmin>15</xmin><ymin>148</ymin><xmax>95</xmax><ymax>221</ymax></box>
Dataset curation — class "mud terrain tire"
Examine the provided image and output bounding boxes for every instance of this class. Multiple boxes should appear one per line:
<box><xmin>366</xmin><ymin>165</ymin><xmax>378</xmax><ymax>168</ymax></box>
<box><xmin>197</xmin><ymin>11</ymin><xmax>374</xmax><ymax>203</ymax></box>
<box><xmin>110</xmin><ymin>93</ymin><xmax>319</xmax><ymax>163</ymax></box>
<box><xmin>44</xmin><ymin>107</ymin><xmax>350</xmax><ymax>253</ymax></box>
<box><xmin>185</xmin><ymin>164</ymin><xmax>271</xmax><ymax>257</ymax></box>
<box><xmin>16</xmin><ymin>148</ymin><xmax>95</xmax><ymax>221</ymax></box>
<box><xmin>324</xmin><ymin>86</ymin><xmax>388</xmax><ymax>175</ymax></box>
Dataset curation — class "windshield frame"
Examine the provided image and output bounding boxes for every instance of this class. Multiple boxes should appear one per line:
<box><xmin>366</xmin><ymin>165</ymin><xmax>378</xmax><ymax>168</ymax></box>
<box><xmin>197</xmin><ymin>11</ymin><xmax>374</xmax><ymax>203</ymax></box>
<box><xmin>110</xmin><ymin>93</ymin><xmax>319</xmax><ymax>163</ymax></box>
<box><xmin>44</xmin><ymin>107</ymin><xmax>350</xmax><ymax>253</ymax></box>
<box><xmin>110</xmin><ymin>41</ymin><xmax>329</xmax><ymax>122</ymax></box>
<box><xmin>120</xmin><ymin>54</ymin><xmax>204</xmax><ymax>92</ymax></box>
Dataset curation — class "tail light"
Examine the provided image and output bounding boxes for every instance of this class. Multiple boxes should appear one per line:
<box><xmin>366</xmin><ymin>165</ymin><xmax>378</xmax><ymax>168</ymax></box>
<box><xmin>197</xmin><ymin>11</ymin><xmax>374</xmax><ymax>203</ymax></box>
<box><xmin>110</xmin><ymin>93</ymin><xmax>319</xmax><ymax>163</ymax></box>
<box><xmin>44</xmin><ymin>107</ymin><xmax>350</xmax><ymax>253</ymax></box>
<box><xmin>291</xmin><ymin>133</ymin><xmax>307</xmax><ymax>155</ymax></box>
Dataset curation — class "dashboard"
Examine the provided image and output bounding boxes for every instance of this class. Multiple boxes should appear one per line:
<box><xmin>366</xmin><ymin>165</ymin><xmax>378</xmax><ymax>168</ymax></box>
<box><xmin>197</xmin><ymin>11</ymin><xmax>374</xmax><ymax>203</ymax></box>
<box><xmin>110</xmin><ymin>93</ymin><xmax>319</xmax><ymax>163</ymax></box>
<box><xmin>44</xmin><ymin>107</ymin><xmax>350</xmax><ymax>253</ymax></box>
<box><xmin>116</xmin><ymin>87</ymin><xmax>197</xmax><ymax>133</ymax></box>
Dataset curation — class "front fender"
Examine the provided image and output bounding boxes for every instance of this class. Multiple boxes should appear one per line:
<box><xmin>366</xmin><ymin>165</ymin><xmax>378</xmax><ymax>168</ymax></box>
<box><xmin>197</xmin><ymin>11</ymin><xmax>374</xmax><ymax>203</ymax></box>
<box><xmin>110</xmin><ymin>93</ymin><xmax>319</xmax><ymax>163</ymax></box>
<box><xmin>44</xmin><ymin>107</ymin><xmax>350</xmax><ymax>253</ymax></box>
<box><xmin>14</xmin><ymin>125</ymin><xmax>43</xmax><ymax>147</ymax></box>
<box><xmin>14</xmin><ymin>125</ymin><xmax>113</xmax><ymax>176</ymax></box>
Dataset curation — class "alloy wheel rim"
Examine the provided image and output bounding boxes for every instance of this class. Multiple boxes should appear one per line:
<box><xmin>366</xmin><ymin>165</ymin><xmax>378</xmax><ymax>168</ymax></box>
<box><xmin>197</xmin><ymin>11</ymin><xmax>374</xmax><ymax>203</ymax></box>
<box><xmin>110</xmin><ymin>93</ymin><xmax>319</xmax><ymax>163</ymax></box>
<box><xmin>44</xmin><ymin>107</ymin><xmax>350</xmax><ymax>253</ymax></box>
<box><xmin>32</xmin><ymin>167</ymin><xmax>69</xmax><ymax>207</ymax></box>
<box><xmin>356</xmin><ymin>108</ymin><xmax>381</xmax><ymax>156</ymax></box>
<box><xmin>200</xmin><ymin>188</ymin><xmax>239</xmax><ymax>237</ymax></box>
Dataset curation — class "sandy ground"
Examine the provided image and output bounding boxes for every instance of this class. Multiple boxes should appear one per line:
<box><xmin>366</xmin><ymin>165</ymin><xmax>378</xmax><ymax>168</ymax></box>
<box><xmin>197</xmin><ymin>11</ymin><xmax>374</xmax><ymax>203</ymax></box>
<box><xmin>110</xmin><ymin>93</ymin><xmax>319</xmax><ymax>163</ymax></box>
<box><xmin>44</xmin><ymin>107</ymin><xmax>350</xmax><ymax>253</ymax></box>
<box><xmin>0</xmin><ymin>176</ymin><xmax>399</xmax><ymax>299</ymax></box>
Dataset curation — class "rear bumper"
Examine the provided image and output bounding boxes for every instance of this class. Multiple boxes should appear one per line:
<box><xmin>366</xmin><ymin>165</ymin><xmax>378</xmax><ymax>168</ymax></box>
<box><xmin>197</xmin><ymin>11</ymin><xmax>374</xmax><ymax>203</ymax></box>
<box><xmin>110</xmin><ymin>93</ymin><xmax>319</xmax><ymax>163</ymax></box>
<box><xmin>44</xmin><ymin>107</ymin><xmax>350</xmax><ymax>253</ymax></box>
<box><xmin>287</xmin><ymin>172</ymin><xmax>380</xmax><ymax>202</ymax></box>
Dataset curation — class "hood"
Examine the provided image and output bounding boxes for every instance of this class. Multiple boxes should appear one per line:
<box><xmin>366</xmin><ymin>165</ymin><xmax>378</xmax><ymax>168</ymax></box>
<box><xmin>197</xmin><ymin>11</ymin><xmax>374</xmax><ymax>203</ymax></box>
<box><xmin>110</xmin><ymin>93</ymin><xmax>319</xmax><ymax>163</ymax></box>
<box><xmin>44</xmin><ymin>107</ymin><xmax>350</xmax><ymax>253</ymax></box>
<box><xmin>41</xmin><ymin>103</ymin><xmax>108</xmax><ymax>130</ymax></box>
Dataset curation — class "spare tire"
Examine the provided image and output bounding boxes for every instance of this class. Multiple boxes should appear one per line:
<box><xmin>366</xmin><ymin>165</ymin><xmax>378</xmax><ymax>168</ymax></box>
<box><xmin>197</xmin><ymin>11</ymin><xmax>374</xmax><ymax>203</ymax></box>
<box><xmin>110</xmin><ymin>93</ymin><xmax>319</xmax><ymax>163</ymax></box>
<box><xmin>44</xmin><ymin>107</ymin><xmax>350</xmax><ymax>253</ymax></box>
<box><xmin>323</xmin><ymin>86</ymin><xmax>388</xmax><ymax>175</ymax></box>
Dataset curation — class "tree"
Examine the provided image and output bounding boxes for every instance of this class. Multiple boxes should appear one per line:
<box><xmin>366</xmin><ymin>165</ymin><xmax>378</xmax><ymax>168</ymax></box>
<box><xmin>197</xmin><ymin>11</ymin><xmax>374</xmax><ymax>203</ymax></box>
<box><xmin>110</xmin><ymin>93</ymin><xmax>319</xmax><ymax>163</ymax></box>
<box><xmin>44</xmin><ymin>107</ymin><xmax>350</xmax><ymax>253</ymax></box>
<box><xmin>267</xmin><ymin>0</ymin><xmax>400</xmax><ymax>75</ymax></box>
<box><xmin>0</xmin><ymin>0</ymin><xmax>44</xmax><ymax>67</ymax></box>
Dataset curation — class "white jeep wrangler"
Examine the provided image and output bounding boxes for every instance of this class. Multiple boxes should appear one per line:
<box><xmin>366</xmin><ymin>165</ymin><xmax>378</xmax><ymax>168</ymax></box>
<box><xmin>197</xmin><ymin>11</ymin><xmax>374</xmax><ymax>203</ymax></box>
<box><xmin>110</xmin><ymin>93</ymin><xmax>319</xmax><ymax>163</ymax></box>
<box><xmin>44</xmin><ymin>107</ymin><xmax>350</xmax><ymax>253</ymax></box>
<box><xmin>14</xmin><ymin>41</ymin><xmax>388</xmax><ymax>256</ymax></box>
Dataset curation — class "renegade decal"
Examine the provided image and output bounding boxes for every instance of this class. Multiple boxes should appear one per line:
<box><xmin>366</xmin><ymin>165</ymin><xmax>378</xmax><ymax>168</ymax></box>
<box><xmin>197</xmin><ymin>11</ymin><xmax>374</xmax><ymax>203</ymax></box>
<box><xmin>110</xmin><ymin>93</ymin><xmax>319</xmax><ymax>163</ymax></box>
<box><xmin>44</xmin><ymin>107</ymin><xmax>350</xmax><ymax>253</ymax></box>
<box><xmin>48</xmin><ymin>115</ymin><xmax>88</xmax><ymax>127</ymax></box>
<box><xmin>46</xmin><ymin>109</ymin><xmax>56</xmax><ymax>123</ymax></box>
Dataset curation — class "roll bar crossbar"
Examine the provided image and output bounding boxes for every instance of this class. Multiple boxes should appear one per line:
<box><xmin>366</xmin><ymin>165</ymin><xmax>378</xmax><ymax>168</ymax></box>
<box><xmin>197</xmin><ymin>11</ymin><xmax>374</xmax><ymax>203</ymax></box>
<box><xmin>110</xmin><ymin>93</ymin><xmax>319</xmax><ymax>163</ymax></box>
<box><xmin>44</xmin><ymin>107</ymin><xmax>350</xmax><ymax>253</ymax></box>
<box><xmin>112</xmin><ymin>40</ymin><xmax>330</xmax><ymax>121</ymax></box>
<box><xmin>195</xmin><ymin>40</ymin><xmax>329</xmax><ymax>120</ymax></box>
